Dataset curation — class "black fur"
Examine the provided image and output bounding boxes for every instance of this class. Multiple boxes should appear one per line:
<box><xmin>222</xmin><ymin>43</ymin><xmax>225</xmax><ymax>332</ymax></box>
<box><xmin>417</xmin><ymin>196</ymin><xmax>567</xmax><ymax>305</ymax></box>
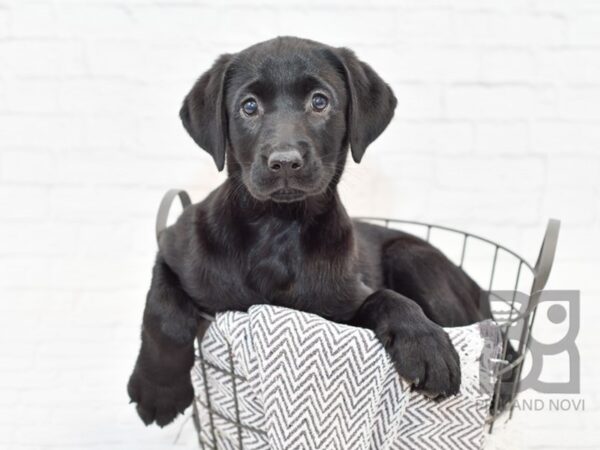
<box><xmin>128</xmin><ymin>37</ymin><xmax>490</xmax><ymax>427</ymax></box>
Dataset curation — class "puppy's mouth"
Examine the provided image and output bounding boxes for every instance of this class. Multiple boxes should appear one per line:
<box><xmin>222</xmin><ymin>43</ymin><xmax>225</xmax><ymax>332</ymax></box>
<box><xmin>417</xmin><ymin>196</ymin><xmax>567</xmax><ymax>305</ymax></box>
<box><xmin>269</xmin><ymin>188</ymin><xmax>306</xmax><ymax>203</ymax></box>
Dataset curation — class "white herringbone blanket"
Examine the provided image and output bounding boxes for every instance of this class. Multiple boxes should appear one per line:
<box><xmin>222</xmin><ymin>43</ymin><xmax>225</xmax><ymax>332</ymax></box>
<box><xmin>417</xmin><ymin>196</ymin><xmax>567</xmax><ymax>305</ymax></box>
<box><xmin>192</xmin><ymin>305</ymin><xmax>501</xmax><ymax>450</ymax></box>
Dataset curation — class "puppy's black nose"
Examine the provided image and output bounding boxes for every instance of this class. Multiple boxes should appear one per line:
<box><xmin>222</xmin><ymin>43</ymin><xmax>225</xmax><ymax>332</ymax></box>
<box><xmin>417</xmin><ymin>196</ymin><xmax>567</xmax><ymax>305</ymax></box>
<box><xmin>267</xmin><ymin>149</ymin><xmax>304</xmax><ymax>174</ymax></box>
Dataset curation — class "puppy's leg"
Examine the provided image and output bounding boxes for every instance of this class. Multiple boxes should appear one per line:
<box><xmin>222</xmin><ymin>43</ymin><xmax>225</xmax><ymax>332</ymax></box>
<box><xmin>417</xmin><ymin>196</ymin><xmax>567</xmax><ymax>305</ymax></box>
<box><xmin>352</xmin><ymin>289</ymin><xmax>461</xmax><ymax>399</ymax></box>
<box><xmin>381</xmin><ymin>236</ymin><xmax>487</xmax><ymax>327</ymax></box>
<box><xmin>127</xmin><ymin>256</ymin><xmax>199</xmax><ymax>427</ymax></box>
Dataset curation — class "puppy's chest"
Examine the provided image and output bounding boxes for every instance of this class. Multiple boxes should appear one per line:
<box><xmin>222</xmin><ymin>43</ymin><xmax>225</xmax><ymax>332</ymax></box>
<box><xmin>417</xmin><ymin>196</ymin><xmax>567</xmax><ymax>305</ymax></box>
<box><xmin>245</xmin><ymin>222</ymin><xmax>301</xmax><ymax>294</ymax></box>
<box><xmin>244</xmin><ymin>221</ymin><xmax>333</xmax><ymax>303</ymax></box>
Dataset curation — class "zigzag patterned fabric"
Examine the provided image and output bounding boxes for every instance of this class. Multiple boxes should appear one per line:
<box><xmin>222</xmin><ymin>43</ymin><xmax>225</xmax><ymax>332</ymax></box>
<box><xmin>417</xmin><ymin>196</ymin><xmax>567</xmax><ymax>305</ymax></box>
<box><xmin>192</xmin><ymin>305</ymin><xmax>501</xmax><ymax>450</ymax></box>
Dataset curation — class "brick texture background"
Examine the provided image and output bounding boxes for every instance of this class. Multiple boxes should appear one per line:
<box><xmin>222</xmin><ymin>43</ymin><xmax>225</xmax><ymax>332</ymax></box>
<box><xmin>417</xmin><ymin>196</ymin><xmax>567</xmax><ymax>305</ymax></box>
<box><xmin>0</xmin><ymin>0</ymin><xmax>598</xmax><ymax>448</ymax></box>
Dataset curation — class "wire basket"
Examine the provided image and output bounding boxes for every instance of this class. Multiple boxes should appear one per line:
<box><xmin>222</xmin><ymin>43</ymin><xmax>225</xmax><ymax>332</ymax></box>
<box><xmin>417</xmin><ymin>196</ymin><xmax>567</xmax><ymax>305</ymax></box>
<box><xmin>190</xmin><ymin>217</ymin><xmax>560</xmax><ymax>447</ymax></box>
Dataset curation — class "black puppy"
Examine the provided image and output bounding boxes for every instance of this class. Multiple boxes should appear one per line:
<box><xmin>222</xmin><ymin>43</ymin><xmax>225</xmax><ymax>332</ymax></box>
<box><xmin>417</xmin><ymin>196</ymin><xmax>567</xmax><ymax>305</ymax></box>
<box><xmin>128</xmin><ymin>36</ymin><xmax>489</xmax><ymax>427</ymax></box>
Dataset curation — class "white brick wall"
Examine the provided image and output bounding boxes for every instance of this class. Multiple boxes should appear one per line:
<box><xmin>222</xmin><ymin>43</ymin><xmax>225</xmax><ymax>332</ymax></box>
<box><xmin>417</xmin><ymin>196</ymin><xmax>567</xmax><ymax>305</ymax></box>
<box><xmin>0</xmin><ymin>0</ymin><xmax>598</xmax><ymax>448</ymax></box>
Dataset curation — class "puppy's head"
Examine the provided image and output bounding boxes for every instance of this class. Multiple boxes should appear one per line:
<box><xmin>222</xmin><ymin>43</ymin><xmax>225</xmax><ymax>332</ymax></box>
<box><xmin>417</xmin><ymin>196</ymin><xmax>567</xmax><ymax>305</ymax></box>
<box><xmin>180</xmin><ymin>36</ymin><xmax>396</xmax><ymax>203</ymax></box>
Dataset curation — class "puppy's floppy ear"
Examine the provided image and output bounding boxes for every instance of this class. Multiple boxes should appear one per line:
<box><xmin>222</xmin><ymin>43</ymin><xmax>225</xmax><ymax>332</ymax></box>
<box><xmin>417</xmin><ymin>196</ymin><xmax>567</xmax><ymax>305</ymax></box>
<box><xmin>179</xmin><ymin>54</ymin><xmax>232</xmax><ymax>171</ymax></box>
<box><xmin>332</xmin><ymin>48</ymin><xmax>397</xmax><ymax>163</ymax></box>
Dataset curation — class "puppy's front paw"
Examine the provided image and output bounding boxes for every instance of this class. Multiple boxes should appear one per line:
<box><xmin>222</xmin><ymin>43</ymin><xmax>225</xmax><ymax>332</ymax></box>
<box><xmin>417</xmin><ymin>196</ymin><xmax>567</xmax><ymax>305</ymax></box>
<box><xmin>355</xmin><ymin>289</ymin><xmax>461</xmax><ymax>399</ymax></box>
<box><xmin>383</xmin><ymin>320</ymin><xmax>461</xmax><ymax>399</ymax></box>
<box><xmin>127</xmin><ymin>370</ymin><xmax>194</xmax><ymax>427</ymax></box>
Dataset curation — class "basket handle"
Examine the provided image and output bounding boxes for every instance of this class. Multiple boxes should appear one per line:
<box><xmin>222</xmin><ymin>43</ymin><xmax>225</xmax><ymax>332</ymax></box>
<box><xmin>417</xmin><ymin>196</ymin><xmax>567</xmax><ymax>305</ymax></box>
<box><xmin>155</xmin><ymin>189</ymin><xmax>192</xmax><ymax>245</ymax></box>
<box><xmin>531</xmin><ymin>218</ymin><xmax>561</xmax><ymax>296</ymax></box>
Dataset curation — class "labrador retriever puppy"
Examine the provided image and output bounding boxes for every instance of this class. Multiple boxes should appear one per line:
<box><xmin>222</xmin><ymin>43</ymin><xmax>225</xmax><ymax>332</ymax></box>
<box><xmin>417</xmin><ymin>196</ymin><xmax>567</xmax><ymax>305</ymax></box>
<box><xmin>127</xmin><ymin>36</ymin><xmax>490</xmax><ymax>427</ymax></box>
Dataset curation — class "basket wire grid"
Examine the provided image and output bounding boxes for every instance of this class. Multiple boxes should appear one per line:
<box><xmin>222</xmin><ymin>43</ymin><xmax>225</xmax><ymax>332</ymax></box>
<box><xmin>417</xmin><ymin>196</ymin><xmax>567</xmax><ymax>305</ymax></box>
<box><xmin>191</xmin><ymin>217</ymin><xmax>560</xmax><ymax>448</ymax></box>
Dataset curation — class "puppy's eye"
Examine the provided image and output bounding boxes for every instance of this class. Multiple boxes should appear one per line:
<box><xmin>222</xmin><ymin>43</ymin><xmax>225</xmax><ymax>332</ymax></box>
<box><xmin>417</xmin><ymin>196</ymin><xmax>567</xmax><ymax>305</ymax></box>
<box><xmin>311</xmin><ymin>93</ymin><xmax>328</xmax><ymax>111</ymax></box>
<box><xmin>241</xmin><ymin>98</ymin><xmax>258</xmax><ymax>116</ymax></box>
